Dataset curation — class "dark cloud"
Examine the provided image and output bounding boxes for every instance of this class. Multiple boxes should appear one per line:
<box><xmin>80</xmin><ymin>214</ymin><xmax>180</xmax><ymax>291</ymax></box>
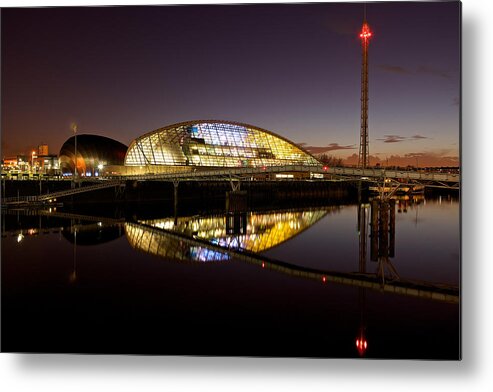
<box><xmin>377</xmin><ymin>135</ymin><xmax>407</xmax><ymax>143</ymax></box>
<box><xmin>301</xmin><ymin>143</ymin><xmax>356</xmax><ymax>155</ymax></box>
<box><xmin>377</xmin><ymin>134</ymin><xmax>429</xmax><ymax>143</ymax></box>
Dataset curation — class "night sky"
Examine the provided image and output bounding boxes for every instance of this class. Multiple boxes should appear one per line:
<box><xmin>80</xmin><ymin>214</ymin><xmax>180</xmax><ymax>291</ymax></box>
<box><xmin>1</xmin><ymin>1</ymin><xmax>460</xmax><ymax>166</ymax></box>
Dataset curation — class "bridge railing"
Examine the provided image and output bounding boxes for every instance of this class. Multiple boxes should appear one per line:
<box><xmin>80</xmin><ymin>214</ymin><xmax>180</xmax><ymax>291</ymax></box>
<box><xmin>328</xmin><ymin>167</ymin><xmax>459</xmax><ymax>183</ymax></box>
<box><xmin>1</xmin><ymin>195</ymin><xmax>40</xmax><ymax>203</ymax></box>
<box><xmin>37</xmin><ymin>180</ymin><xmax>124</xmax><ymax>201</ymax></box>
<box><xmin>117</xmin><ymin>164</ymin><xmax>459</xmax><ymax>183</ymax></box>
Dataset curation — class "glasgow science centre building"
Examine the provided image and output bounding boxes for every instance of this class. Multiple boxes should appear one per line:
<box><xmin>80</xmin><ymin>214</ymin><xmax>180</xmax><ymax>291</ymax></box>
<box><xmin>59</xmin><ymin>120</ymin><xmax>321</xmax><ymax>176</ymax></box>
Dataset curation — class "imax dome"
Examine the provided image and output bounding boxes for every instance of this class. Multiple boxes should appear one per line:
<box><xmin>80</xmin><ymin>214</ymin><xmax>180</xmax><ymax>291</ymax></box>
<box><xmin>125</xmin><ymin>120</ymin><xmax>319</xmax><ymax>168</ymax></box>
<box><xmin>59</xmin><ymin>134</ymin><xmax>127</xmax><ymax>176</ymax></box>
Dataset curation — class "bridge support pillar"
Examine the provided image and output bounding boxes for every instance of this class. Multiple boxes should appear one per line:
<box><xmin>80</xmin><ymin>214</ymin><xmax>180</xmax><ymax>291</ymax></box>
<box><xmin>226</xmin><ymin>190</ymin><xmax>248</xmax><ymax>213</ymax></box>
<box><xmin>229</xmin><ymin>178</ymin><xmax>241</xmax><ymax>192</ymax></box>
<box><xmin>389</xmin><ymin>199</ymin><xmax>396</xmax><ymax>257</ymax></box>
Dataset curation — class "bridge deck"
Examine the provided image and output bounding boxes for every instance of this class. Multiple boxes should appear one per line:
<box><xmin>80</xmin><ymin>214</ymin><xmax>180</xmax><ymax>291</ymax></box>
<box><xmin>1</xmin><ymin>165</ymin><xmax>459</xmax><ymax>206</ymax></box>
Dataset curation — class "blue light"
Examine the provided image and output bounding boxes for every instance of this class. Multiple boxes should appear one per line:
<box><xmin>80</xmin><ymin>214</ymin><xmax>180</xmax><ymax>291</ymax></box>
<box><xmin>189</xmin><ymin>246</ymin><xmax>229</xmax><ymax>262</ymax></box>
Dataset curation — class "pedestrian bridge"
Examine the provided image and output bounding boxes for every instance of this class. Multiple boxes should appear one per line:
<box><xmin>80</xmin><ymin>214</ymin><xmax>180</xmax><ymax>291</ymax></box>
<box><xmin>1</xmin><ymin>165</ymin><xmax>459</xmax><ymax>207</ymax></box>
<box><xmin>119</xmin><ymin>164</ymin><xmax>459</xmax><ymax>189</ymax></box>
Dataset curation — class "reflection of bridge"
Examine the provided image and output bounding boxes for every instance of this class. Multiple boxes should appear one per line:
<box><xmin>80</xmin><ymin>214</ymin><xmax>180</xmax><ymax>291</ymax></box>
<box><xmin>3</xmin><ymin>207</ymin><xmax>458</xmax><ymax>303</ymax></box>
<box><xmin>125</xmin><ymin>221</ymin><xmax>458</xmax><ymax>304</ymax></box>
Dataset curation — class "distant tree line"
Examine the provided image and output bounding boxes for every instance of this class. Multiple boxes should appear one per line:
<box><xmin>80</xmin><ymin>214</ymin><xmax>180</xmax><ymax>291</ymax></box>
<box><xmin>318</xmin><ymin>154</ymin><xmax>344</xmax><ymax>167</ymax></box>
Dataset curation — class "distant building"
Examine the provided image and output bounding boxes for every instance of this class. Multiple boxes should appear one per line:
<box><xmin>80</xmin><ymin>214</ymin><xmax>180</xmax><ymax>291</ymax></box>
<box><xmin>33</xmin><ymin>154</ymin><xmax>60</xmax><ymax>174</ymax></box>
<box><xmin>1</xmin><ymin>155</ymin><xmax>29</xmax><ymax>174</ymax></box>
<box><xmin>38</xmin><ymin>144</ymin><xmax>49</xmax><ymax>156</ymax></box>
<box><xmin>2</xmin><ymin>157</ymin><xmax>18</xmax><ymax>168</ymax></box>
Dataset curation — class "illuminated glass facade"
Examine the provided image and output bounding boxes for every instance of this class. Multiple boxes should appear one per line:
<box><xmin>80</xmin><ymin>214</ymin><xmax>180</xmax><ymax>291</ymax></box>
<box><xmin>125</xmin><ymin>120</ymin><xmax>319</xmax><ymax>168</ymax></box>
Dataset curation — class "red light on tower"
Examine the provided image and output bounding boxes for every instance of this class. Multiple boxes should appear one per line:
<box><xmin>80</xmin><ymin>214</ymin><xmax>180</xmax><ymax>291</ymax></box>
<box><xmin>359</xmin><ymin>22</ymin><xmax>373</xmax><ymax>42</ymax></box>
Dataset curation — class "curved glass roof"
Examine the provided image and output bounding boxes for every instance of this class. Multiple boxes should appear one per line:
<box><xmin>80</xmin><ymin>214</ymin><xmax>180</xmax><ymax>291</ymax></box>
<box><xmin>125</xmin><ymin>120</ymin><xmax>320</xmax><ymax>168</ymax></box>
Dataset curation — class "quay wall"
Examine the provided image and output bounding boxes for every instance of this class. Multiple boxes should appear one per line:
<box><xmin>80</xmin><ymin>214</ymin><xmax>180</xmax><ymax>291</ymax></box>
<box><xmin>2</xmin><ymin>179</ymin><xmax>358</xmax><ymax>207</ymax></box>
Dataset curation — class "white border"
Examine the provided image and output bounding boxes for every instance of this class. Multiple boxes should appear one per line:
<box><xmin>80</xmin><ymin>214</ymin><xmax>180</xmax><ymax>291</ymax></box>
<box><xmin>1</xmin><ymin>0</ymin><xmax>491</xmax><ymax>391</ymax></box>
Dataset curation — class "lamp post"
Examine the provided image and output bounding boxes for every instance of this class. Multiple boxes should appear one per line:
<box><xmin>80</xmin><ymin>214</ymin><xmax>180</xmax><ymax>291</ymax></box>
<box><xmin>31</xmin><ymin>151</ymin><xmax>36</xmax><ymax>173</ymax></box>
<box><xmin>97</xmin><ymin>163</ymin><xmax>103</xmax><ymax>177</ymax></box>
<box><xmin>71</xmin><ymin>123</ymin><xmax>78</xmax><ymax>180</ymax></box>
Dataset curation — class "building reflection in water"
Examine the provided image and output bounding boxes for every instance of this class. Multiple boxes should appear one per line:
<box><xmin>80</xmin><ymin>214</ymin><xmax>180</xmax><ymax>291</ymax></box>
<box><xmin>4</xmin><ymin>193</ymin><xmax>455</xmax><ymax>358</ymax></box>
<box><xmin>125</xmin><ymin>208</ymin><xmax>331</xmax><ymax>262</ymax></box>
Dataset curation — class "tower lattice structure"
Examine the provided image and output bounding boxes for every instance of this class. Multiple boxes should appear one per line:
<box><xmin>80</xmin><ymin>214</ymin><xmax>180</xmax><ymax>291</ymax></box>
<box><xmin>358</xmin><ymin>19</ymin><xmax>372</xmax><ymax>169</ymax></box>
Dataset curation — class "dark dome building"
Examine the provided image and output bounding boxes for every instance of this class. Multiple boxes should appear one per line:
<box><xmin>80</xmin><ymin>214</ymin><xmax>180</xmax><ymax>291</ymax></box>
<box><xmin>59</xmin><ymin>134</ymin><xmax>127</xmax><ymax>176</ymax></box>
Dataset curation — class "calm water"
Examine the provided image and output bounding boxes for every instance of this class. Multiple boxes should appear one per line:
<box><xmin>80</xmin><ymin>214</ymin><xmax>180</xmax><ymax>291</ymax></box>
<box><xmin>1</xmin><ymin>194</ymin><xmax>460</xmax><ymax>358</ymax></box>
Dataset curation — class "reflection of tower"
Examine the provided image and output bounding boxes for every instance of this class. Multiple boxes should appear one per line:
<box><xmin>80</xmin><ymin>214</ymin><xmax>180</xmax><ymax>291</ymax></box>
<box><xmin>355</xmin><ymin>287</ymin><xmax>368</xmax><ymax>356</ymax></box>
<box><xmin>358</xmin><ymin>12</ymin><xmax>372</xmax><ymax>169</ymax></box>
<box><xmin>370</xmin><ymin>199</ymin><xmax>399</xmax><ymax>284</ymax></box>
<box><xmin>357</xmin><ymin>200</ymin><xmax>368</xmax><ymax>274</ymax></box>
<box><xmin>356</xmin><ymin>199</ymin><xmax>369</xmax><ymax>356</ymax></box>
<box><xmin>355</xmin><ymin>197</ymin><xmax>398</xmax><ymax>356</ymax></box>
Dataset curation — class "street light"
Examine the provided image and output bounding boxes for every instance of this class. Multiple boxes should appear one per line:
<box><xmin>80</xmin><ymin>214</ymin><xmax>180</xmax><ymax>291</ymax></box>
<box><xmin>71</xmin><ymin>123</ymin><xmax>78</xmax><ymax>180</ymax></box>
<box><xmin>97</xmin><ymin>163</ymin><xmax>104</xmax><ymax>177</ymax></box>
<box><xmin>31</xmin><ymin>151</ymin><xmax>36</xmax><ymax>172</ymax></box>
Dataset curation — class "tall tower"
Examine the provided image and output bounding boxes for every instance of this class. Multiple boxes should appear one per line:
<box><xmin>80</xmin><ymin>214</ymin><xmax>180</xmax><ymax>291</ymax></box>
<box><xmin>358</xmin><ymin>15</ymin><xmax>372</xmax><ymax>169</ymax></box>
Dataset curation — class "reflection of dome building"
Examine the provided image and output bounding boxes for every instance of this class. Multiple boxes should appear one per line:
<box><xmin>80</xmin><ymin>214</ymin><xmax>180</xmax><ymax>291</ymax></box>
<box><xmin>59</xmin><ymin>134</ymin><xmax>127</xmax><ymax>176</ymax></box>
<box><xmin>124</xmin><ymin>120</ymin><xmax>320</xmax><ymax>170</ymax></box>
<box><xmin>62</xmin><ymin>224</ymin><xmax>124</xmax><ymax>245</ymax></box>
<box><xmin>125</xmin><ymin>208</ymin><xmax>330</xmax><ymax>263</ymax></box>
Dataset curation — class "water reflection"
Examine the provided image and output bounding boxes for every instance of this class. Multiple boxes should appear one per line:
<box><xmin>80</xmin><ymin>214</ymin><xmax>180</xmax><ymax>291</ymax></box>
<box><xmin>1</xmin><ymin>194</ymin><xmax>459</xmax><ymax>358</ymax></box>
<box><xmin>131</xmin><ymin>208</ymin><xmax>332</xmax><ymax>257</ymax></box>
<box><xmin>126</xmin><ymin>222</ymin><xmax>231</xmax><ymax>262</ymax></box>
<box><xmin>355</xmin><ymin>193</ymin><xmax>427</xmax><ymax>356</ymax></box>
<box><xmin>2</xmin><ymin>199</ymin><xmax>458</xmax><ymax>303</ymax></box>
